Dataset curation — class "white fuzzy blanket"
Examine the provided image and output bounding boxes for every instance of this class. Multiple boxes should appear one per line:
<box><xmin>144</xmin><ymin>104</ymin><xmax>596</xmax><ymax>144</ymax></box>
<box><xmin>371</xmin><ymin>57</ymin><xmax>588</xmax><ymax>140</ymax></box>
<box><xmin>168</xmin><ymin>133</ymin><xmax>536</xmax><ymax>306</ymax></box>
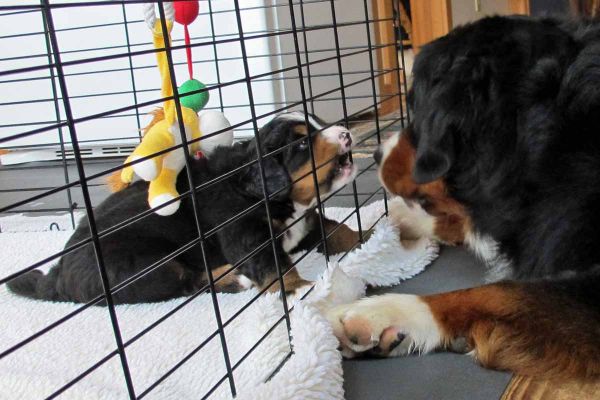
<box><xmin>0</xmin><ymin>200</ymin><xmax>438</xmax><ymax>399</ymax></box>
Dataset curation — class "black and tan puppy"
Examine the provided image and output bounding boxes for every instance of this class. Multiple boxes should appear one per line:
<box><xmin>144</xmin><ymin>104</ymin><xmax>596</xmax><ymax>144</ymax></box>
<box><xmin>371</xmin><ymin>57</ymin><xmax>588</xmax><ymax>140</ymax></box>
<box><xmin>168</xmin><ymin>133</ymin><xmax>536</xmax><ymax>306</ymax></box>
<box><xmin>333</xmin><ymin>16</ymin><xmax>600</xmax><ymax>380</ymax></box>
<box><xmin>8</xmin><ymin>112</ymin><xmax>360</xmax><ymax>304</ymax></box>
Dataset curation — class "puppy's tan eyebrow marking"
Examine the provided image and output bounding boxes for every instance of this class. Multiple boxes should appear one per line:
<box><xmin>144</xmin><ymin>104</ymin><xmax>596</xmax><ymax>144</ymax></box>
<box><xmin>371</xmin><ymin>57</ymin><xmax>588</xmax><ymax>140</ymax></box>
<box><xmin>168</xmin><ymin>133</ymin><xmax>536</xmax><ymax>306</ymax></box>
<box><xmin>294</xmin><ymin>124</ymin><xmax>308</xmax><ymax>136</ymax></box>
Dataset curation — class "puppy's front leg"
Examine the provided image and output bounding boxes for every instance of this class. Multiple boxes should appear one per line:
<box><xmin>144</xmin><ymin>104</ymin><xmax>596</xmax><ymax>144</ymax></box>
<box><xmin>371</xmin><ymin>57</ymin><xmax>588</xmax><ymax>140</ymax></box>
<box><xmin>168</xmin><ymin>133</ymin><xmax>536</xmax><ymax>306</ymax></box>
<box><xmin>218</xmin><ymin>217</ymin><xmax>311</xmax><ymax>295</ymax></box>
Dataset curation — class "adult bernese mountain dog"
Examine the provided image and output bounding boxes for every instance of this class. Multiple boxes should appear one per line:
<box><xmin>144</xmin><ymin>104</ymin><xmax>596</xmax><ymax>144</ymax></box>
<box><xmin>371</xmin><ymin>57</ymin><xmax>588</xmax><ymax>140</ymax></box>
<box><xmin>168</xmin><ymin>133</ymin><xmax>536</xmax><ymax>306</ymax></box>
<box><xmin>331</xmin><ymin>16</ymin><xmax>600</xmax><ymax>380</ymax></box>
<box><xmin>8</xmin><ymin>112</ymin><xmax>361</xmax><ymax>304</ymax></box>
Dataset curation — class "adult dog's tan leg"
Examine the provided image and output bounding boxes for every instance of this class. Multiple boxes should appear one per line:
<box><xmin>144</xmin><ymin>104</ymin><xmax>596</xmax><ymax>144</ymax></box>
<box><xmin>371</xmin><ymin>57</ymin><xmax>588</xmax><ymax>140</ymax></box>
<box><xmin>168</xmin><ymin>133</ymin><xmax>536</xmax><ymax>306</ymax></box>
<box><xmin>330</xmin><ymin>281</ymin><xmax>600</xmax><ymax>379</ymax></box>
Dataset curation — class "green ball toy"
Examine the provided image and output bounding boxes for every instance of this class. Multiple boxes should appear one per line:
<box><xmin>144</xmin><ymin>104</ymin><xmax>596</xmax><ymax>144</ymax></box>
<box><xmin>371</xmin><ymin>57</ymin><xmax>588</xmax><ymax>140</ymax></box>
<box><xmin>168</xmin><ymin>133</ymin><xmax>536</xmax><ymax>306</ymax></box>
<box><xmin>178</xmin><ymin>79</ymin><xmax>209</xmax><ymax>113</ymax></box>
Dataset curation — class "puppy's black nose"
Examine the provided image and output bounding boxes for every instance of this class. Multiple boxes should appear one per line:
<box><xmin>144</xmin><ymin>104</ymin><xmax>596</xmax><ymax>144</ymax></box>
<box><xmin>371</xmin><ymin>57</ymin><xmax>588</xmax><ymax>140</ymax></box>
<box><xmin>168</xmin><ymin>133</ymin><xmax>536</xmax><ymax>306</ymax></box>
<box><xmin>374</xmin><ymin>147</ymin><xmax>383</xmax><ymax>165</ymax></box>
<box><xmin>344</xmin><ymin>131</ymin><xmax>352</xmax><ymax>146</ymax></box>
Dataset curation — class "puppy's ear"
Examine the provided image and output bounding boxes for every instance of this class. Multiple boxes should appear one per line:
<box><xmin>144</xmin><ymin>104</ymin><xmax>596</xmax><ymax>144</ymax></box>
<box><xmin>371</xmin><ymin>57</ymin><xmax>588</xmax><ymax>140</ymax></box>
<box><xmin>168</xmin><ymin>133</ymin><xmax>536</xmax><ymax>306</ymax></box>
<box><xmin>412</xmin><ymin>115</ymin><xmax>456</xmax><ymax>184</ymax></box>
<box><xmin>240</xmin><ymin>156</ymin><xmax>291</xmax><ymax>200</ymax></box>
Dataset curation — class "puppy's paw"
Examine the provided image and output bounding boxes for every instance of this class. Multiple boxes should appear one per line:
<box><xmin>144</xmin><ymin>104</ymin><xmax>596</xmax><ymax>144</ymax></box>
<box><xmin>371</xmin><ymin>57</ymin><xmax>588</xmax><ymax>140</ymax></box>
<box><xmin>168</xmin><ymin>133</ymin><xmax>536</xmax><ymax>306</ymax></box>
<box><xmin>330</xmin><ymin>294</ymin><xmax>442</xmax><ymax>357</ymax></box>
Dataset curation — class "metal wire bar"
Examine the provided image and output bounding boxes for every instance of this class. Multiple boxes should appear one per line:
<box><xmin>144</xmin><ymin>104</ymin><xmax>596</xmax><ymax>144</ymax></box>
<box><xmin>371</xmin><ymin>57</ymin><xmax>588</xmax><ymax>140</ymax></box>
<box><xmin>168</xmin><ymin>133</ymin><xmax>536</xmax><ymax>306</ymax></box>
<box><xmin>0</xmin><ymin>0</ymin><xmax>338</xmax><ymax>15</ymax></box>
<box><xmin>0</xmin><ymin>17</ymin><xmax>394</xmax><ymax>77</ymax></box>
<box><xmin>393</xmin><ymin>0</ymin><xmax>410</xmax><ymax>125</ymax></box>
<box><xmin>39</xmin><ymin>3</ymin><xmax>137</xmax><ymax>398</ymax></box>
<box><xmin>0</xmin><ymin>292</ymin><xmax>104</xmax><ymax>359</ymax></box>
<box><xmin>298</xmin><ymin>0</ymin><xmax>315</xmax><ymax>114</ymax></box>
<box><xmin>200</xmin><ymin>315</ymin><xmax>288</xmax><ymax>399</ymax></box>
<box><xmin>363</xmin><ymin>0</ymin><xmax>389</xmax><ymax>216</ymax></box>
<box><xmin>1</xmin><ymin>42</ymin><xmax>397</xmax><ymax>144</ymax></box>
<box><xmin>2</xmin><ymin>113</ymin><xmax>400</xmax><ymax>278</ymax></box>
<box><xmin>233</xmin><ymin>0</ymin><xmax>293</xmax><ymax>362</ymax></box>
<box><xmin>39</xmin><ymin>1</ymin><xmax>75</xmax><ymax>229</ymax></box>
<box><xmin>1</xmin><ymin>110</ymin><xmax>402</xmax><ymax>294</ymax></box>
<box><xmin>206</xmin><ymin>0</ymin><xmax>224</xmax><ymax>113</ymax></box>
<box><xmin>0</xmin><ymin>64</ymin><xmax>394</xmax><ymax>88</ymax></box>
<box><xmin>0</xmin><ymin>2</ymin><xmax>409</xmax><ymax>397</ymax></box>
<box><xmin>0</xmin><ymin>25</ymin><xmax>387</xmax><ymax>65</ymax></box>
<box><xmin>156</xmin><ymin>2</ymin><xmax>237</xmax><ymax>396</ymax></box>
<box><xmin>328</xmin><ymin>0</ymin><xmax>365</xmax><ymax>246</ymax></box>
<box><xmin>121</xmin><ymin>2</ymin><xmax>143</xmax><ymax>138</ymax></box>
<box><xmin>44</xmin><ymin>350</ymin><xmax>119</xmax><ymax>400</ymax></box>
<box><xmin>287</xmin><ymin>0</ymin><xmax>332</xmax><ymax>262</ymax></box>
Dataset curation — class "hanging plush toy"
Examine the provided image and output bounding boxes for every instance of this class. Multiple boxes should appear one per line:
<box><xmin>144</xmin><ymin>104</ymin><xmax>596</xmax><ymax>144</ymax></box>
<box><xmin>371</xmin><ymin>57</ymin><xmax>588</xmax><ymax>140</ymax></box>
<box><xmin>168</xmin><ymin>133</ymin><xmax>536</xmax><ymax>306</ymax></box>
<box><xmin>118</xmin><ymin>1</ymin><xmax>233</xmax><ymax>216</ymax></box>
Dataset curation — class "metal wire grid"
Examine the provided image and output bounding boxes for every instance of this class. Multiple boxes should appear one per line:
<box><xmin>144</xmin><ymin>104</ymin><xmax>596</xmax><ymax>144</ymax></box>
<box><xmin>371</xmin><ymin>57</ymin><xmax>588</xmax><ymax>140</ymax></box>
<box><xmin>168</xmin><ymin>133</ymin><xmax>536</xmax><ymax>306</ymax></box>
<box><xmin>0</xmin><ymin>0</ymin><xmax>409</xmax><ymax>398</ymax></box>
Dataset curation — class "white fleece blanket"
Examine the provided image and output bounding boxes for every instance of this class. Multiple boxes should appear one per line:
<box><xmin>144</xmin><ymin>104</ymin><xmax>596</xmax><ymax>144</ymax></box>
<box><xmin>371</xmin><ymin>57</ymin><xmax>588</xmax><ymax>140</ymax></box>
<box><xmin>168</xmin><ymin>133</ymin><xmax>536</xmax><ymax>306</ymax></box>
<box><xmin>0</xmin><ymin>200</ymin><xmax>438</xmax><ymax>399</ymax></box>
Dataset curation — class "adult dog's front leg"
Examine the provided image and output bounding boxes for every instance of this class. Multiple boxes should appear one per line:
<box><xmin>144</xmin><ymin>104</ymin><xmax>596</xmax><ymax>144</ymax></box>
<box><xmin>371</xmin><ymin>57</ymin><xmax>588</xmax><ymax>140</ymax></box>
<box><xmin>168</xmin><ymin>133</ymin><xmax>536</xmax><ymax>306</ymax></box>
<box><xmin>329</xmin><ymin>293</ymin><xmax>443</xmax><ymax>358</ymax></box>
<box><xmin>330</xmin><ymin>280</ymin><xmax>600</xmax><ymax>379</ymax></box>
<box><xmin>331</xmin><ymin>285</ymin><xmax>518</xmax><ymax>358</ymax></box>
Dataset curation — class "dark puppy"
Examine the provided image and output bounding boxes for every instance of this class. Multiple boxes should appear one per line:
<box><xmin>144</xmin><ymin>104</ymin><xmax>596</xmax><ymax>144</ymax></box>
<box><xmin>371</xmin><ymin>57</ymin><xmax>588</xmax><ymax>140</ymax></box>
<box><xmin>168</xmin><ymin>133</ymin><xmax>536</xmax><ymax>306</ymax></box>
<box><xmin>333</xmin><ymin>16</ymin><xmax>600</xmax><ymax>379</ymax></box>
<box><xmin>8</xmin><ymin>112</ymin><xmax>359</xmax><ymax>304</ymax></box>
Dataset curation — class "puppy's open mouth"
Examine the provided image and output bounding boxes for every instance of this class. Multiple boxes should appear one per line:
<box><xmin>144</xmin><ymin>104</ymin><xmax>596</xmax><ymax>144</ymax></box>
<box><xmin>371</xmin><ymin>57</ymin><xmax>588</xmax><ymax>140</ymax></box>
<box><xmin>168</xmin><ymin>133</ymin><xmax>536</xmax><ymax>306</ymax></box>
<box><xmin>334</xmin><ymin>152</ymin><xmax>354</xmax><ymax>179</ymax></box>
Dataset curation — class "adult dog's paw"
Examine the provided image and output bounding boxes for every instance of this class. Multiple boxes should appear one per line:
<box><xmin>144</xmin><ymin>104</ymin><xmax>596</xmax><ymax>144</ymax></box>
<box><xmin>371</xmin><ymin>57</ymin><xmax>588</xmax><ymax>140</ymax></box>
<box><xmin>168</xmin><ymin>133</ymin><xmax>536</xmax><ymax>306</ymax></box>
<box><xmin>329</xmin><ymin>294</ymin><xmax>442</xmax><ymax>357</ymax></box>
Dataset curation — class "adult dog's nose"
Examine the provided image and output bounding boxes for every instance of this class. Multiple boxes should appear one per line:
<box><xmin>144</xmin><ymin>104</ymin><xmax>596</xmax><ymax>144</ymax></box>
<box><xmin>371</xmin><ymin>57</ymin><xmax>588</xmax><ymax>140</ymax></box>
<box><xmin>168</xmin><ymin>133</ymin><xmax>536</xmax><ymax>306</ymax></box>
<box><xmin>373</xmin><ymin>146</ymin><xmax>383</xmax><ymax>165</ymax></box>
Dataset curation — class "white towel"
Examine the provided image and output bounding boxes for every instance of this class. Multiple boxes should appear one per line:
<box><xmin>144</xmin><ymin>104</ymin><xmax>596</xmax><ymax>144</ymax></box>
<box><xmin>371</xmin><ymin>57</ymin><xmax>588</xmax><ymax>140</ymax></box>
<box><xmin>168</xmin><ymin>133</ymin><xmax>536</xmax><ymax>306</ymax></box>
<box><xmin>0</xmin><ymin>199</ymin><xmax>438</xmax><ymax>399</ymax></box>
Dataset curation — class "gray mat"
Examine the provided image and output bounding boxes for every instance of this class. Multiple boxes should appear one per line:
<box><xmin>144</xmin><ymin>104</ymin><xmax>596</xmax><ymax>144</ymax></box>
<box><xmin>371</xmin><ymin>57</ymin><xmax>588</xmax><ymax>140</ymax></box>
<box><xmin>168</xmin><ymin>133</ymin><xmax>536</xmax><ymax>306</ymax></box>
<box><xmin>343</xmin><ymin>246</ymin><xmax>512</xmax><ymax>400</ymax></box>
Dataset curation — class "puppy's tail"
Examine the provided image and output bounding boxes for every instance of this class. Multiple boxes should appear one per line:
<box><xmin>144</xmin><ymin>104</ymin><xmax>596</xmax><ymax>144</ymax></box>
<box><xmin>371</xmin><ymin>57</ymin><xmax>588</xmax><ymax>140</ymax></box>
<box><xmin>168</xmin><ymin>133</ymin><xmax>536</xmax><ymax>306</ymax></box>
<box><xmin>7</xmin><ymin>269</ymin><xmax>61</xmax><ymax>301</ymax></box>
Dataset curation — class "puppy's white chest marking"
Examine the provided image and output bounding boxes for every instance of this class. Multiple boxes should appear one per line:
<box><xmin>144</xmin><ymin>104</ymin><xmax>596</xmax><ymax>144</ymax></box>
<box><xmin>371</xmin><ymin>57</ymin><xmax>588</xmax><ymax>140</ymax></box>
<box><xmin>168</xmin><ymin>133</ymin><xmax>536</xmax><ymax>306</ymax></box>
<box><xmin>282</xmin><ymin>202</ymin><xmax>311</xmax><ymax>253</ymax></box>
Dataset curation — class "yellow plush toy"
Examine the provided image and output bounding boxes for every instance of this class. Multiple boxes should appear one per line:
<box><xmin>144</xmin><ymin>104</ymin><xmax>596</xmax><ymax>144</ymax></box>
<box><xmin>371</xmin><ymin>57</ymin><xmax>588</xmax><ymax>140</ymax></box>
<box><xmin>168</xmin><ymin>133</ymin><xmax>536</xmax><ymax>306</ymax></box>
<box><xmin>119</xmin><ymin>5</ymin><xmax>232</xmax><ymax>216</ymax></box>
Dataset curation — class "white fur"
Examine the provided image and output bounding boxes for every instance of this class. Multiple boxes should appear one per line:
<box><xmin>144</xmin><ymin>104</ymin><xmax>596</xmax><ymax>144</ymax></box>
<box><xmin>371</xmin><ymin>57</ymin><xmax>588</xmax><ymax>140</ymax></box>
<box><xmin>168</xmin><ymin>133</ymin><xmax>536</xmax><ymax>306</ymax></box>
<box><xmin>277</xmin><ymin>112</ymin><xmax>352</xmax><ymax>153</ymax></box>
<box><xmin>282</xmin><ymin>202</ymin><xmax>310</xmax><ymax>253</ymax></box>
<box><xmin>336</xmin><ymin>293</ymin><xmax>442</xmax><ymax>355</ymax></box>
<box><xmin>321</xmin><ymin>126</ymin><xmax>352</xmax><ymax>152</ymax></box>
<box><xmin>465</xmin><ymin>231</ymin><xmax>513</xmax><ymax>282</ymax></box>
<box><xmin>237</xmin><ymin>274</ymin><xmax>254</xmax><ymax>290</ymax></box>
<box><xmin>329</xmin><ymin>164</ymin><xmax>358</xmax><ymax>195</ymax></box>
<box><xmin>277</xmin><ymin>111</ymin><xmax>323</xmax><ymax>130</ymax></box>
<box><xmin>387</xmin><ymin>197</ymin><xmax>436</xmax><ymax>240</ymax></box>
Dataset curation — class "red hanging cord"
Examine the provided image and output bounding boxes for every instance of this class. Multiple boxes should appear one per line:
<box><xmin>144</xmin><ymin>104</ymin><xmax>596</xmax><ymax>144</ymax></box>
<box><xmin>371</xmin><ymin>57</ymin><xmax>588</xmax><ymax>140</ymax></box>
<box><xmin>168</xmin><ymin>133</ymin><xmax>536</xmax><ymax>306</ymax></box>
<box><xmin>184</xmin><ymin>24</ymin><xmax>193</xmax><ymax>80</ymax></box>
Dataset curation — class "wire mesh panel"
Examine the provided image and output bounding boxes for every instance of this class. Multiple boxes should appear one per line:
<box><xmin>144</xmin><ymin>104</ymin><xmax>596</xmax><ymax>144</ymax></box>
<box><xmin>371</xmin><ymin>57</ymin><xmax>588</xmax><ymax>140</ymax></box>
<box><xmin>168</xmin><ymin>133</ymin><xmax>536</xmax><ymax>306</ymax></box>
<box><xmin>0</xmin><ymin>0</ymin><xmax>408</xmax><ymax>398</ymax></box>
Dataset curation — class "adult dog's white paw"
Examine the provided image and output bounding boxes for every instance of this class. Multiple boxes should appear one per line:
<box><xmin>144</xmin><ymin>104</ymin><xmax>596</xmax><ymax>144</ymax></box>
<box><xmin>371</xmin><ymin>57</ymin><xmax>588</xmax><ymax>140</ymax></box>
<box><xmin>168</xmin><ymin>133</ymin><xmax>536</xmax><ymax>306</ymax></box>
<box><xmin>331</xmin><ymin>294</ymin><xmax>442</xmax><ymax>357</ymax></box>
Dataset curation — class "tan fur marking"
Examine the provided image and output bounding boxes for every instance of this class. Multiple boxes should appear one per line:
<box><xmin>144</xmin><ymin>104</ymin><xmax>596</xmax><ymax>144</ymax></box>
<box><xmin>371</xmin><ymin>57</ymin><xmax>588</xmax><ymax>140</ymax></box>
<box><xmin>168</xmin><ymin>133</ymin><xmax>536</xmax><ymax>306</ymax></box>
<box><xmin>204</xmin><ymin>264</ymin><xmax>242</xmax><ymax>292</ymax></box>
<box><xmin>424</xmin><ymin>283</ymin><xmax>600</xmax><ymax>379</ymax></box>
<box><xmin>294</xmin><ymin>124</ymin><xmax>308</xmax><ymax>136</ymax></box>
<box><xmin>322</xmin><ymin>218</ymin><xmax>371</xmax><ymax>255</ymax></box>
<box><xmin>380</xmin><ymin>131</ymin><xmax>471</xmax><ymax>244</ymax></box>
<box><xmin>291</xmin><ymin>134</ymin><xmax>339</xmax><ymax>205</ymax></box>
<box><xmin>264</xmin><ymin>268</ymin><xmax>311</xmax><ymax>295</ymax></box>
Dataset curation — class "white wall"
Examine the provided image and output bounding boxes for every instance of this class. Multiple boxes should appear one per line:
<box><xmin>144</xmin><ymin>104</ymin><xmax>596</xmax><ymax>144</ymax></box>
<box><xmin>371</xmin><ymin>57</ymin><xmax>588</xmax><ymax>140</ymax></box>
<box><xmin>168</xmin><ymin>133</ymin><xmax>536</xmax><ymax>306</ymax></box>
<box><xmin>0</xmin><ymin>0</ymin><xmax>278</xmax><ymax>149</ymax></box>
<box><xmin>273</xmin><ymin>0</ymin><xmax>380</xmax><ymax>124</ymax></box>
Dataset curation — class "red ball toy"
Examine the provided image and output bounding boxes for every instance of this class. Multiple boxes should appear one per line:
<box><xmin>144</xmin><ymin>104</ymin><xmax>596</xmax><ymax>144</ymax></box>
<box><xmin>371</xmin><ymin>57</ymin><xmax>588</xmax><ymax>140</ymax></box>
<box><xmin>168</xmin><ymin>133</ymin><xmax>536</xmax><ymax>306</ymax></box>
<box><xmin>174</xmin><ymin>1</ymin><xmax>199</xmax><ymax>26</ymax></box>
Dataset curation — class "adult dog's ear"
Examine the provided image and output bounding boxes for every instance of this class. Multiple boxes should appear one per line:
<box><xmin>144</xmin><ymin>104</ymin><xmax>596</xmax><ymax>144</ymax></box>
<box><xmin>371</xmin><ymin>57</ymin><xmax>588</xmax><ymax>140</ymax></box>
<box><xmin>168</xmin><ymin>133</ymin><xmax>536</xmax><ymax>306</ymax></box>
<box><xmin>240</xmin><ymin>156</ymin><xmax>291</xmax><ymax>201</ymax></box>
<box><xmin>412</xmin><ymin>114</ymin><xmax>456</xmax><ymax>184</ymax></box>
<box><xmin>410</xmin><ymin>53</ymin><xmax>483</xmax><ymax>184</ymax></box>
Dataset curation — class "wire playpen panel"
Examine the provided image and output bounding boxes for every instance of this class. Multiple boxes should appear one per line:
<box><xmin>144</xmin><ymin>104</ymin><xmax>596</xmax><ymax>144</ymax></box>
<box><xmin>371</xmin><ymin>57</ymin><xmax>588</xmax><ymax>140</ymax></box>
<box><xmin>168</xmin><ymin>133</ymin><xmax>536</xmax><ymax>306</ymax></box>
<box><xmin>0</xmin><ymin>0</ymin><xmax>408</xmax><ymax>398</ymax></box>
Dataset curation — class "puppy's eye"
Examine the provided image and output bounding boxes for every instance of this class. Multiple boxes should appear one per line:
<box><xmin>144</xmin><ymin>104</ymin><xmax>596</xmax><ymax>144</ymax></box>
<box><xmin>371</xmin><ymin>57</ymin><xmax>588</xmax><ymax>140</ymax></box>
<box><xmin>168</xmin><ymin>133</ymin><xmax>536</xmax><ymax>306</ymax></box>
<box><xmin>297</xmin><ymin>139</ymin><xmax>308</xmax><ymax>150</ymax></box>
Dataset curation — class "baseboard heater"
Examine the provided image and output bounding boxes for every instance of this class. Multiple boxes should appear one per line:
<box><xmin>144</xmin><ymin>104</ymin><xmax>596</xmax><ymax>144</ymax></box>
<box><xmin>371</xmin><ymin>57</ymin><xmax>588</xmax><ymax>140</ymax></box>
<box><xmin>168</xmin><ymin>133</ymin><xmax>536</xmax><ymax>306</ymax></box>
<box><xmin>0</xmin><ymin>144</ymin><xmax>136</xmax><ymax>165</ymax></box>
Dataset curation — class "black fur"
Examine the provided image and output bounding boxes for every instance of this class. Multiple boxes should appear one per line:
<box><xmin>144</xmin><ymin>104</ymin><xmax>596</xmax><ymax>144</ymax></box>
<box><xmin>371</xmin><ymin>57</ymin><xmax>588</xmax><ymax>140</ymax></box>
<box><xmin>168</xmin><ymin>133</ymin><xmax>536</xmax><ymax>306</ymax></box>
<box><xmin>409</xmin><ymin>16</ymin><xmax>600</xmax><ymax>284</ymax></box>
<box><xmin>404</xmin><ymin>16</ymin><xmax>600</xmax><ymax>362</ymax></box>
<box><xmin>7</xmin><ymin>113</ymin><xmax>351</xmax><ymax>304</ymax></box>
